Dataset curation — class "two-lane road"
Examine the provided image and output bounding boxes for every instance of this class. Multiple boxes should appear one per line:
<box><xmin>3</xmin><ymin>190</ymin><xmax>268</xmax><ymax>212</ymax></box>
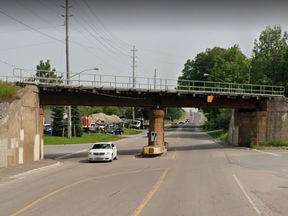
<box><xmin>1</xmin><ymin>112</ymin><xmax>288</xmax><ymax>216</ymax></box>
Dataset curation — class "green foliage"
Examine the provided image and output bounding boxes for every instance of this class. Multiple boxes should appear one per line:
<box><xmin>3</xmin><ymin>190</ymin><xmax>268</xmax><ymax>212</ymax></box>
<box><xmin>51</xmin><ymin>105</ymin><xmax>65</xmax><ymax>137</ymax></box>
<box><xmin>78</xmin><ymin>106</ymin><xmax>103</xmax><ymax>116</ymax></box>
<box><xmin>43</xmin><ymin>128</ymin><xmax>142</xmax><ymax>145</ymax></box>
<box><xmin>255</xmin><ymin>140</ymin><xmax>288</xmax><ymax>148</ymax></box>
<box><xmin>251</xmin><ymin>25</ymin><xmax>288</xmax><ymax>95</ymax></box>
<box><xmin>71</xmin><ymin>106</ymin><xmax>83</xmax><ymax>137</ymax></box>
<box><xmin>103</xmin><ymin>106</ymin><xmax>121</xmax><ymax>116</ymax></box>
<box><xmin>179</xmin><ymin>46</ymin><xmax>249</xmax><ymax>84</ymax></box>
<box><xmin>0</xmin><ymin>81</ymin><xmax>18</xmax><ymax>102</ymax></box>
<box><xmin>202</xmin><ymin>109</ymin><xmax>231</xmax><ymax>131</ymax></box>
<box><xmin>208</xmin><ymin>131</ymin><xmax>228</xmax><ymax>141</ymax></box>
<box><xmin>123</xmin><ymin>128</ymin><xmax>142</xmax><ymax>135</ymax></box>
<box><xmin>215</xmin><ymin>109</ymin><xmax>232</xmax><ymax>130</ymax></box>
<box><xmin>44</xmin><ymin>133</ymin><xmax>125</xmax><ymax>145</ymax></box>
<box><xmin>165</xmin><ymin>107</ymin><xmax>184</xmax><ymax>121</ymax></box>
<box><xmin>35</xmin><ymin>60</ymin><xmax>63</xmax><ymax>84</ymax></box>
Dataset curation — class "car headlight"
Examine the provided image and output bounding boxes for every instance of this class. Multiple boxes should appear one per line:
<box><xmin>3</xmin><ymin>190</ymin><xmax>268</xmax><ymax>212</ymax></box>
<box><xmin>89</xmin><ymin>151</ymin><xmax>94</xmax><ymax>155</ymax></box>
<box><xmin>104</xmin><ymin>152</ymin><xmax>111</xmax><ymax>155</ymax></box>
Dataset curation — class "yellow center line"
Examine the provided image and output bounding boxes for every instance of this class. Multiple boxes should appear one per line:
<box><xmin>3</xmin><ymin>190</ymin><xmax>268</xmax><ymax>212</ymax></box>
<box><xmin>10</xmin><ymin>168</ymin><xmax>166</xmax><ymax>216</ymax></box>
<box><xmin>172</xmin><ymin>149</ymin><xmax>177</xmax><ymax>160</ymax></box>
<box><xmin>132</xmin><ymin>168</ymin><xmax>169</xmax><ymax>216</ymax></box>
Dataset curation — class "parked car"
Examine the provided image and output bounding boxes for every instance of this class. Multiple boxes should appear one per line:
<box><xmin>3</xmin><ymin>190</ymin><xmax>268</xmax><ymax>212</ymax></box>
<box><xmin>170</xmin><ymin>122</ymin><xmax>178</xmax><ymax>128</ymax></box>
<box><xmin>97</xmin><ymin>123</ymin><xmax>108</xmax><ymax>130</ymax></box>
<box><xmin>178</xmin><ymin>120</ymin><xmax>185</xmax><ymax>124</ymax></box>
<box><xmin>104</xmin><ymin>127</ymin><xmax>124</xmax><ymax>135</ymax></box>
<box><xmin>43</xmin><ymin>124</ymin><xmax>52</xmax><ymax>134</ymax></box>
<box><xmin>88</xmin><ymin>142</ymin><xmax>118</xmax><ymax>162</ymax></box>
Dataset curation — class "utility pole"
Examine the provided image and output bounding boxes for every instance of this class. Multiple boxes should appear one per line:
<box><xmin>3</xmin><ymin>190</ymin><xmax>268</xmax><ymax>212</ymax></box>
<box><xmin>65</xmin><ymin>0</ymin><xmax>72</xmax><ymax>138</ymax></box>
<box><xmin>154</xmin><ymin>69</ymin><xmax>156</xmax><ymax>89</ymax></box>
<box><xmin>132</xmin><ymin>45</ymin><xmax>136</xmax><ymax>120</ymax></box>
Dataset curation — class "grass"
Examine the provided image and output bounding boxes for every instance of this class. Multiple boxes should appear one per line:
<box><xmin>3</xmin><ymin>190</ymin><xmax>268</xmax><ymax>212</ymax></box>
<box><xmin>44</xmin><ymin>128</ymin><xmax>143</xmax><ymax>145</ymax></box>
<box><xmin>208</xmin><ymin>131</ymin><xmax>228</xmax><ymax>141</ymax></box>
<box><xmin>0</xmin><ymin>81</ymin><xmax>18</xmax><ymax>103</ymax></box>
<box><xmin>253</xmin><ymin>140</ymin><xmax>288</xmax><ymax>149</ymax></box>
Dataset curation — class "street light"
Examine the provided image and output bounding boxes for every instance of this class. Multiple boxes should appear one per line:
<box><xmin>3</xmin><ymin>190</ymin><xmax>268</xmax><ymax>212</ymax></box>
<box><xmin>67</xmin><ymin>67</ymin><xmax>99</xmax><ymax>138</ymax></box>
<box><xmin>203</xmin><ymin>73</ymin><xmax>225</xmax><ymax>82</ymax></box>
<box><xmin>69</xmin><ymin>68</ymin><xmax>99</xmax><ymax>79</ymax></box>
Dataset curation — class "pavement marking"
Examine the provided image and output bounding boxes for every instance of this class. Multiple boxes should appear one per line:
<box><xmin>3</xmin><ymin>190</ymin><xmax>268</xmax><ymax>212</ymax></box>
<box><xmin>191</xmin><ymin>112</ymin><xmax>194</xmax><ymax>123</ymax></box>
<box><xmin>55</xmin><ymin>149</ymin><xmax>88</xmax><ymax>159</ymax></box>
<box><xmin>253</xmin><ymin>149</ymin><xmax>281</xmax><ymax>157</ymax></box>
<box><xmin>10</xmin><ymin>168</ymin><xmax>167</xmax><ymax>216</ymax></box>
<box><xmin>233</xmin><ymin>174</ymin><xmax>262</xmax><ymax>216</ymax></box>
<box><xmin>172</xmin><ymin>149</ymin><xmax>177</xmax><ymax>160</ymax></box>
<box><xmin>132</xmin><ymin>168</ymin><xmax>169</xmax><ymax>216</ymax></box>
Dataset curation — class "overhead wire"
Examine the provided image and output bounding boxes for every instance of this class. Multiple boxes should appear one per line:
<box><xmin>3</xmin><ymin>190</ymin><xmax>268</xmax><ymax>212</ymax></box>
<box><xmin>70</xmin><ymin>0</ymin><xmax>131</xmax><ymax>65</ymax></box>
<box><xmin>15</xmin><ymin>0</ymin><xmax>64</xmax><ymax>35</ymax></box>
<box><xmin>82</xmin><ymin>0</ymin><xmax>132</xmax><ymax>50</ymax></box>
<box><xmin>0</xmin><ymin>10</ymin><xmax>64</xmax><ymax>44</ymax></box>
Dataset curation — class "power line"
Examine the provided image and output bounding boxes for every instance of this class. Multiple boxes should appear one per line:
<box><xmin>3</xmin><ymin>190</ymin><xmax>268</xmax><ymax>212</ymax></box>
<box><xmin>0</xmin><ymin>10</ymin><xmax>64</xmax><ymax>44</ymax></box>
<box><xmin>70</xmin><ymin>1</ymin><xmax>131</xmax><ymax>64</ymax></box>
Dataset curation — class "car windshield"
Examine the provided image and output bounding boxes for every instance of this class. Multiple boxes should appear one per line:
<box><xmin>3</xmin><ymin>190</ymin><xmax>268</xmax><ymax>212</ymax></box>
<box><xmin>92</xmin><ymin>144</ymin><xmax>111</xmax><ymax>149</ymax></box>
<box><xmin>108</xmin><ymin>127</ymin><xmax>116</xmax><ymax>130</ymax></box>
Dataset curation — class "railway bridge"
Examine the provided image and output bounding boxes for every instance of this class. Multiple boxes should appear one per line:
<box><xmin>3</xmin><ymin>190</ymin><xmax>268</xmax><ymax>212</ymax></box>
<box><xmin>0</xmin><ymin>68</ymin><xmax>287</xmax><ymax>166</ymax></box>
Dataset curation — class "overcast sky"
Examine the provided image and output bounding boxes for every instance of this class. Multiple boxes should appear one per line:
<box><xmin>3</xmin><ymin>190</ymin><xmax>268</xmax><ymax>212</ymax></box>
<box><xmin>1</xmin><ymin>0</ymin><xmax>288</xmax><ymax>81</ymax></box>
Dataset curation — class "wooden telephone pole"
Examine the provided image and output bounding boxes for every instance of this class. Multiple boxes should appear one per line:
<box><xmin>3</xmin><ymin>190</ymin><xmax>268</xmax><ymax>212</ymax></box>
<box><xmin>132</xmin><ymin>45</ymin><xmax>136</xmax><ymax>120</ymax></box>
<box><xmin>65</xmin><ymin>0</ymin><xmax>72</xmax><ymax>138</ymax></box>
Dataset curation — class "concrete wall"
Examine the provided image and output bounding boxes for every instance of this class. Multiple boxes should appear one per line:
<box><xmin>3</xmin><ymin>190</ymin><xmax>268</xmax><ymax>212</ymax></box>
<box><xmin>228</xmin><ymin>97</ymin><xmax>288</xmax><ymax>146</ymax></box>
<box><xmin>0</xmin><ymin>85</ymin><xmax>43</xmax><ymax>168</ymax></box>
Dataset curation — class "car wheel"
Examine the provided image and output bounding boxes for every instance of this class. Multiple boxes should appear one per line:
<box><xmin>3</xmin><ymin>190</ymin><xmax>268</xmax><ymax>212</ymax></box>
<box><xmin>110</xmin><ymin>155</ymin><xmax>113</xmax><ymax>162</ymax></box>
<box><xmin>114</xmin><ymin>155</ymin><xmax>118</xmax><ymax>160</ymax></box>
<box><xmin>112</xmin><ymin>132</ymin><xmax>115</xmax><ymax>135</ymax></box>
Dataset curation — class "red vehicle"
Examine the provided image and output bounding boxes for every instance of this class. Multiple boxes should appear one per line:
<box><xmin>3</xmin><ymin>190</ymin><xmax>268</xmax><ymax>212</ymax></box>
<box><xmin>82</xmin><ymin>116</ymin><xmax>90</xmax><ymax>132</ymax></box>
<box><xmin>170</xmin><ymin>122</ymin><xmax>178</xmax><ymax>128</ymax></box>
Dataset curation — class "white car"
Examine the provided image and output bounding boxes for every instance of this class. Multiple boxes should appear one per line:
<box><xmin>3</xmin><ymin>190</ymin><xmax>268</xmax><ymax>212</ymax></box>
<box><xmin>88</xmin><ymin>142</ymin><xmax>118</xmax><ymax>162</ymax></box>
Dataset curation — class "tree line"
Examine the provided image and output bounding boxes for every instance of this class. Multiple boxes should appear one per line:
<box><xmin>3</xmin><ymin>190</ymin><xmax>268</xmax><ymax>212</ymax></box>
<box><xmin>178</xmin><ymin>25</ymin><xmax>288</xmax><ymax>130</ymax></box>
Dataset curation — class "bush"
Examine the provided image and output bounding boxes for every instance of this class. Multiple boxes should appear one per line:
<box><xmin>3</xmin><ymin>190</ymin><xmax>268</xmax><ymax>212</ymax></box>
<box><xmin>0</xmin><ymin>81</ymin><xmax>18</xmax><ymax>102</ymax></box>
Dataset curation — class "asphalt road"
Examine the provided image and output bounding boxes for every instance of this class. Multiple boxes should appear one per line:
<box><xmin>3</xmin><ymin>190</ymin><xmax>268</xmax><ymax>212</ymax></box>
<box><xmin>1</xmin><ymin>112</ymin><xmax>288</xmax><ymax>216</ymax></box>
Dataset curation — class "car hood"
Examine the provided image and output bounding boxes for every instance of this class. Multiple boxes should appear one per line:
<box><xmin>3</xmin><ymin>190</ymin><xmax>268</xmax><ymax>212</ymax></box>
<box><xmin>90</xmin><ymin>149</ymin><xmax>112</xmax><ymax>153</ymax></box>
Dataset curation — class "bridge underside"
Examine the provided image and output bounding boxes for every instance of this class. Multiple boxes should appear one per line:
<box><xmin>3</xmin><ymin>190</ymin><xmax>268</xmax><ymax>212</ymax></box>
<box><xmin>39</xmin><ymin>86</ymin><xmax>267</xmax><ymax>110</ymax></box>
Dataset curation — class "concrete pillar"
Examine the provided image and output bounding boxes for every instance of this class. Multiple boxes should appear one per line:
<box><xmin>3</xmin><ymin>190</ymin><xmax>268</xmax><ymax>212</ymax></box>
<box><xmin>148</xmin><ymin>109</ymin><xmax>165</xmax><ymax>147</ymax></box>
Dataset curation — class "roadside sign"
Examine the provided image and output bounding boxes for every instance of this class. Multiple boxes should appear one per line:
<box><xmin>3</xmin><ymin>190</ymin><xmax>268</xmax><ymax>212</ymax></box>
<box><xmin>151</xmin><ymin>131</ymin><xmax>158</xmax><ymax>142</ymax></box>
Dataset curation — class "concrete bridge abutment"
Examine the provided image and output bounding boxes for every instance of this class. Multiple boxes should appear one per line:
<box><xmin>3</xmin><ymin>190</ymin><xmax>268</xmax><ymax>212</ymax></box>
<box><xmin>228</xmin><ymin>97</ymin><xmax>288</xmax><ymax>147</ymax></box>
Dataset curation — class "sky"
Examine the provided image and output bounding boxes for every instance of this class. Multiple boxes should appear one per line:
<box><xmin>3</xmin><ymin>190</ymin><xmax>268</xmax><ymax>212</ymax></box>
<box><xmin>1</xmin><ymin>0</ymin><xmax>288</xmax><ymax>82</ymax></box>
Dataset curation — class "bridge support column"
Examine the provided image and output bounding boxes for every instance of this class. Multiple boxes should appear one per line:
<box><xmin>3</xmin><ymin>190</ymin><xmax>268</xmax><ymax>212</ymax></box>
<box><xmin>229</xmin><ymin>97</ymin><xmax>288</xmax><ymax>147</ymax></box>
<box><xmin>143</xmin><ymin>109</ymin><xmax>167</xmax><ymax>155</ymax></box>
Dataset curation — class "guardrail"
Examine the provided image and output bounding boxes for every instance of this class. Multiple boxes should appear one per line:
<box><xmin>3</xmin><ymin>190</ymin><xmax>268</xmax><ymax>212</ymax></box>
<box><xmin>0</xmin><ymin>68</ymin><xmax>284</xmax><ymax>97</ymax></box>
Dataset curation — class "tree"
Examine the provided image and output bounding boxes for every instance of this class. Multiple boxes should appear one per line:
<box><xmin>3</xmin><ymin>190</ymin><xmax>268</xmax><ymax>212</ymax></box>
<box><xmin>71</xmin><ymin>106</ymin><xmax>83</xmax><ymax>137</ymax></box>
<box><xmin>251</xmin><ymin>25</ymin><xmax>288</xmax><ymax>88</ymax></box>
<box><xmin>36</xmin><ymin>60</ymin><xmax>62</xmax><ymax>84</ymax></box>
<box><xmin>102</xmin><ymin>106</ymin><xmax>121</xmax><ymax>116</ymax></box>
<box><xmin>51</xmin><ymin>105</ymin><xmax>65</xmax><ymax>136</ymax></box>
<box><xmin>165</xmin><ymin>107</ymin><xmax>184</xmax><ymax>121</ymax></box>
<box><xmin>179</xmin><ymin>45</ymin><xmax>249</xmax><ymax>129</ymax></box>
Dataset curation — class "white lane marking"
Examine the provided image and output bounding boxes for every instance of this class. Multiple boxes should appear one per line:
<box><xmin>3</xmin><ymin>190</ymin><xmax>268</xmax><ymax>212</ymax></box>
<box><xmin>233</xmin><ymin>174</ymin><xmax>262</xmax><ymax>216</ymax></box>
<box><xmin>254</xmin><ymin>149</ymin><xmax>281</xmax><ymax>157</ymax></box>
<box><xmin>55</xmin><ymin>149</ymin><xmax>88</xmax><ymax>159</ymax></box>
